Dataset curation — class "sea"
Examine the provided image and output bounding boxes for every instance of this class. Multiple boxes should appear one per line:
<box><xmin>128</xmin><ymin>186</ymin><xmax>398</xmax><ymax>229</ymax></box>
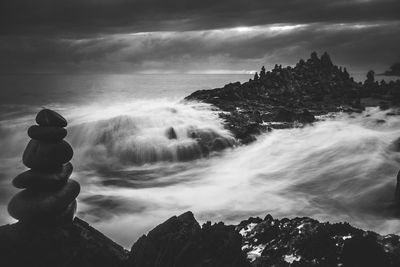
<box><xmin>1</xmin><ymin>73</ymin><xmax>400</xmax><ymax>248</ymax></box>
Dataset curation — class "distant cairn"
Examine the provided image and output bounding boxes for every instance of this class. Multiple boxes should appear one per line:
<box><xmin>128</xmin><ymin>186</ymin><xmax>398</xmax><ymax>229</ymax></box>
<box><xmin>8</xmin><ymin>109</ymin><xmax>80</xmax><ymax>226</ymax></box>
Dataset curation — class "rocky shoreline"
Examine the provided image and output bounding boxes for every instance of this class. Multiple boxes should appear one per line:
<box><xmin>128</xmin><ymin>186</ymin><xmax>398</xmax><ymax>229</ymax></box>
<box><xmin>185</xmin><ymin>52</ymin><xmax>400</xmax><ymax>143</ymax></box>
<box><xmin>2</xmin><ymin>54</ymin><xmax>400</xmax><ymax>266</ymax></box>
<box><xmin>2</xmin><ymin>212</ymin><xmax>400</xmax><ymax>266</ymax></box>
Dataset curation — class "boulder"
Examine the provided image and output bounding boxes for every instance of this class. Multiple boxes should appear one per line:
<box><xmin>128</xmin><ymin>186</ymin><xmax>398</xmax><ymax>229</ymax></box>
<box><xmin>36</xmin><ymin>109</ymin><xmax>68</xmax><ymax>127</ymax></box>
<box><xmin>8</xmin><ymin>179</ymin><xmax>80</xmax><ymax>222</ymax></box>
<box><xmin>13</xmin><ymin>162</ymin><xmax>73</xmax><ymax>190</ymax></box>
<box><xmin>22</xmin><ymin>139</ymin><xmax>73</xmax><ymax>170</ymax></box>
<box><xmin>166</xmin><ymin>127</ymin><xmax>177</xmax><ymax>140</ymax></box>
<box><xmin>128</xmin><ymin>211</ymin><xmax>249</xmax><ymax>267</ymax></box>
<box><xmin>28</xmin><ymin>125</ymin><xmax>67</xmax><ymax>142</ymax></box>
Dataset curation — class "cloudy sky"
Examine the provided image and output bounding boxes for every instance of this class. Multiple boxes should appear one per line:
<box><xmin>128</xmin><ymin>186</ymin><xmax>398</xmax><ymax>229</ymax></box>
<box><xmin>1</xmin><ymin>0</ymin><xmax>399</xmax><ymax>74</ymax></box>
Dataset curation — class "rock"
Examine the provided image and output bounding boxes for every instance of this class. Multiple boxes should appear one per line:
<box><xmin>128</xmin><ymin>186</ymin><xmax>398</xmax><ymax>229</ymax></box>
<box><xmin>212</xmin><ymin>138</ymin><xmax>227</xmax><ymax>151</ymax></box>
<box><xmin>36</xmin><ymin>109</ymin><xmax>68</xmax><ymax>127</ymax></box>
<box><xmin>128</xmin><ymin>211</ymin><xmax>249</xmax><ymax>267</ymax></box>
<box><xmin>342</xmin><ymin>235</ymin><xmax>389</xmax><ymax>267</ymax></box>
<box><xmin>8</xmin><ymin>179</ymin><xmax>80</xmax><ymax>222</ymax></box>
<box><xmin>274</xmin><ymin>108</ymin><xmax>297</xmax><ymax>122</ymax></box>
<box><xmin>299</xmin><ymin>109</ymin><xmax>316</xmax><ymax>123</ymax></box>
<box><xmin>22</xmin><ymin>139</ymin><xmax>73</xmax><ymax>170</ymax></box>
<box><xmin>166</xmin><ymin>127</ymin><xmax>177</xmax><ymax>140</ymax></box>
<box><xmin>237</xmin><ymin>214</ymin><xmax>400</xmax><ymax>266</ymax></box>
<box><xmin>28</xmin><ymin>125</ymin><xmax>67</xmax><ymax>142</ymax></box>
<box><xmin>12</xmin><ymin>162</ymin><xmax>73</xmax><ymax>190</ymax></box>
<box><xmin>0</xmin><ymin>217</ymin><xmax>128</xmax><ymax>267</ymax></box>
<box><xmin>396</xmin><ymin>170</ymin><xmax>400</xmax><ymax>203</ymax></box>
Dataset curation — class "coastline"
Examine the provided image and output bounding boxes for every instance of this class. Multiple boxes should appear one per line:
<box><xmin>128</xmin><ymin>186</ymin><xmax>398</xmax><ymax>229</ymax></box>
<box><xmin>2</xmin><ymin>52</ymin><xmax>400</xmax><ymax>266</ymax></box>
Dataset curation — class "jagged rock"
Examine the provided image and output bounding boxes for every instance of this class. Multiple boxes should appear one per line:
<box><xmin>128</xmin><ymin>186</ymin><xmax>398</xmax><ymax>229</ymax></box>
<box><xmin>13</xmin><ymin>162</ymin><xmax>73</xmax><ymax>190</ymax></box>
<box><xmin>36</xmin><ymin>109</ymin><xmax>68</xmax><ymax>127</ymax></box>
<box><xmin>185</xmin><ymin>52</ymin><xmax>400</xmax><ymax>143</ymax></box>
<box><xmin>8</xmin><ymin>179</ymin><xmax>80</xmax><ymax>222</ymax></box>
<box><xmin>166</xmin><ymin>127</ymin><xmax>177</xmax><ymax>140</ymax></box>
<box><xmin>0</xmin><ymin>217</ymin><xmax>127</xmax><ymax>267</ymax></box>
<box><xmin>22</xmin><ymin>139</ymin><xmax>73</xmax><ymax>170</ymax></box>
<box><xmin>128</xmin><ymin>211</ymin><xmax>249</xmax><ymax>267</ymax></box>
<box><xmin>28</xmin><ymin>125</ymin><xmax>67</xmax><ymax>142</ymax></box>
<box><xmin>237</xmin><ymin>214</ymin><xmax>400</xmax><ymax>266</ymax></box>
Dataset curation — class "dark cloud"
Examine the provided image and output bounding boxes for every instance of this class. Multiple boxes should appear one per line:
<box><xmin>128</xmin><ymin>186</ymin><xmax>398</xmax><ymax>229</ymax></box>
<box><xmin>0</xmin><ymin>22</ymin><xmax>399</xmax><ymax>74</ymax></box>
<box><xmin>0</xmin><ymin>0</ymin><xmax>399</xmax><ymax>73</ymax></box>
<box><xmin>0</xmin><ymin>0</ymin><xmax>399</xmax><ymax>36</ymax></box>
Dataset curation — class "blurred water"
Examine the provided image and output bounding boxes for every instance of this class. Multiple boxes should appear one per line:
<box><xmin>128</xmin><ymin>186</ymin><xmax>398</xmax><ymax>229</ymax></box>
<box><xmin>1</xmin><ymin>74</ymin><xmax>400</xmax><ymax>249</ymax></box>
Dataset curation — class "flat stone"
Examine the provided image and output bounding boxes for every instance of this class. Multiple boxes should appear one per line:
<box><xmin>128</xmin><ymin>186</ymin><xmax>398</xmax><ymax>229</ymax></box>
<box><xmin>36</xmin><ymin>109</ymin><xmax>67</xmax><ymax>127</ymax></box>
<box><xmin>8</xmin><ymin>179</ymin><xmax>80</xmax><ymax>222</ymax></box>
<box><xmin>23</xmin><ymin>139</ymin><xmax>73</xmax><ymax>170</ymax></box>
<box><xmin>13</xmin><ymin>162</ymin><xmax>73</xmax><ymax>190</ymax></box>
<box><xmin>28</xmin><ymin>125</ymin><xmax>67</xmax><ymax>142</ymax></box>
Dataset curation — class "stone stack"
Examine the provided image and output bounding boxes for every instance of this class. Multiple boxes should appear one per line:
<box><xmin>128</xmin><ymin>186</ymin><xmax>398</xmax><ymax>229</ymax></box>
<box><xmin>8</xmin><ymin>109</ymin><xmax>80</xmax><ymax>226</ymax></box>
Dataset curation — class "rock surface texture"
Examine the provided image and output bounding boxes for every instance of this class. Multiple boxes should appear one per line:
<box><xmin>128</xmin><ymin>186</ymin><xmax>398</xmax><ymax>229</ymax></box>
<box><xmin>8</xmin><ymin>109</ymin><xmax>79</xmax><ymax>225</ymax></box>
<box><xmin>185</xmin><ymin>52</ymin><xmax>400</xmax><ymax>143</ymax></box>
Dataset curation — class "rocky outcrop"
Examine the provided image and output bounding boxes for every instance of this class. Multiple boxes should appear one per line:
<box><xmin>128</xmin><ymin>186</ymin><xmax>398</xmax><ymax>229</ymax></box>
<box><xmin>185</xmin><ymin>52</ymin><xmax>400</xmax><ymax>143</ymax></box>
<box><xmin>237</xmin><ymin>214</ymin><xmax>400</xmax><ymax>267</ymax></box>
<box><xmin>382</xmin><ymin>62</ymin><xmax>400</xmax><ymax>76</ymax></box>
<box><xmin>0</xmin><ymin>217</ymin><xmax>128</xmax><ymax>267</ymax></box>
<box><xmin>128</xmin><ymin>211</ymin><xmax>250</xmax><ymax>267</ymax></box>
<box><xmin>2</xmin><ymin>211</ymin><xmax>400</xmax><ymax>267</ymax></box>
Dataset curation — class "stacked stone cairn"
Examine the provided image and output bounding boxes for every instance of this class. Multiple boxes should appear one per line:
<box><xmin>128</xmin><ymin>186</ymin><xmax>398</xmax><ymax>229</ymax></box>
<box><xmin>8</xmin><ymin>109</ymin><xmax>80</xmax><ymax>226</ymax></box>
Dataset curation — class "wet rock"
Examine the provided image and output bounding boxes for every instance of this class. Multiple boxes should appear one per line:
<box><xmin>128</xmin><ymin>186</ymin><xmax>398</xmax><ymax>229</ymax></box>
<box><xmin>8</xmin><ymin>179</ymin><xmax>80</xmax><ymax>222</ymax></box>
<box><xmin>299</xmin><ymin>109</ymin><xmax>316</xmax><ymax>123</ymax></box>
<box><xmin>22</xmin><ymin>139</ymin><xmax>73</xmax><ymax>170</ymax></box>
<box><xmin>396</xmin><ymin>170</ymin><xmax>400</xmax><ymax>203</ymax></box>
<box><xmin>166</xmin><ymin>127</ymin><xmax>177</xmax><ymax>140</ymax></box>
<box><xmin>274</xmin><ymin>108</ymin><xmax>297</xmax><ymax>122</ymax></box>
<box><xmin>36</xmin><ymin>109</ymin><xmax>68</xmax><ymax>127</ymax></box>
<box><xmin>237</xmin><ymin>214</ymin><xmax>400</xmax><ymax>266</ymax></box>
<box><xmin>212</xmin><ymin>138</ymin><xmax>227</xmax><ymax>151</ymax></box>
<box><xmin>28</xmin><ymin>125</ymin><xmax>67</xmax><ymax>142</ymax></box>
<box><xmin>12</xmin><ymin>162</ymin><xmax>73</xmax><ymax>190</ymax></box>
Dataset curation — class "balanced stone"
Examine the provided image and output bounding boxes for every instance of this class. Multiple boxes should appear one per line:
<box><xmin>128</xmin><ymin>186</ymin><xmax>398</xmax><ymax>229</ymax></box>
<box><xmin>23</xmin><ymin>139</ymin><xmax>73</xmax><ymax>170</ymax></box>
<box><xmin>8</xmin><ymin>179</ymin><xmax>80</xmax><ymax>222</ymax></box>
<box><xmin>13</xmin><ymin>162</ymin><xmax>73</xmax><ymax>190</ymax></box>
<box><xmin>28</xmin><ymin>125</ymin><xmax>67</xmax><ymax>142</ymax></box>
<box><xmin>36</xmin><ymin>109</ymin><xmax>67</xmax><ymax>127</ymax></box>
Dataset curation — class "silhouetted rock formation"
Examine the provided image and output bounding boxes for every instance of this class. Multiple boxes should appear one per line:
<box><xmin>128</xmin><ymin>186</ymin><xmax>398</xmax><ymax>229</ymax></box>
<box><xmin>237</xmin><ymin>214</ymin><xmax>400</xmax><ymax>266</ymax></box>
<box><xmin>8</xmin><ymin>109</ymin><xmax>79</xmax><ymax>226</ymax></box>
<box><xmin>128</xmin><ymin>211</ymin><xmax>249</xmax><ymax>267</ymax></box>
<box><xmin>383</xmin><ymin>62</ymin><xmax>400</xmax><ymax>76</ymax></box>
<box><xmin>185</xmin><ymin>52</ymin><xmax>400</xmax><ymax>143</ymax></box>
<box><xmin>2</xmin><ymin>210</ymin><xmax>400</xmax><ymax>266</ymax></box>
<box><xmin>0</xmin><ymin>217</ymin><xmax>128</xmax><ymax>267</ymax></box>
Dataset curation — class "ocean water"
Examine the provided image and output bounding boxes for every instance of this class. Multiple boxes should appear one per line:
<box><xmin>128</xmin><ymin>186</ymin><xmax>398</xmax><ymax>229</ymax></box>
<box><xmin>1</xmin><ymin>74</ymin><xmax>400</xmax><ymax>248</ymax></box>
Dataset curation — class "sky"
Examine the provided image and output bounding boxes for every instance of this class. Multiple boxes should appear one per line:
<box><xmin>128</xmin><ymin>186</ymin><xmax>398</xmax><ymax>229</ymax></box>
<box><xmin>1</xmin><ymin>0</ymin><xmax>400</xmax><ymax>74</ymax></box>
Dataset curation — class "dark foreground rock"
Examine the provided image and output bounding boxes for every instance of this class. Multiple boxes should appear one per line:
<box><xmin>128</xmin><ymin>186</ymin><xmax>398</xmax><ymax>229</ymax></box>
<box><xmin>185</xmin><ymin>52</ymin><xmax>400</xmax><ymax>143</ymax></box>
<box><xmin>2</xmin><ymin>212</ymin><xmax>400</xmax><ymax>267</ymax></box>
<box><xmin>128</xmin><ymin>211</ymin><xmax>250</xmax><ymax>267</ymax></box>
<box><xmin>0</xmin><ymin>217</ymin><xmax>128</xmax><ymax>267</ymax></box>
<box><xmin>237</xmin><ymin>215</ymin><xmax>400</xmax><ymax>267</ymax></box>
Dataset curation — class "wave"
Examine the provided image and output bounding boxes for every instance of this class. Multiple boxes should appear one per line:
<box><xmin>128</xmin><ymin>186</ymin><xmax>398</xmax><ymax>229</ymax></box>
<box><xmin>66</xmin><ymin>100</ymin><xmax>236</xmax><ymax>168</ymax></box>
